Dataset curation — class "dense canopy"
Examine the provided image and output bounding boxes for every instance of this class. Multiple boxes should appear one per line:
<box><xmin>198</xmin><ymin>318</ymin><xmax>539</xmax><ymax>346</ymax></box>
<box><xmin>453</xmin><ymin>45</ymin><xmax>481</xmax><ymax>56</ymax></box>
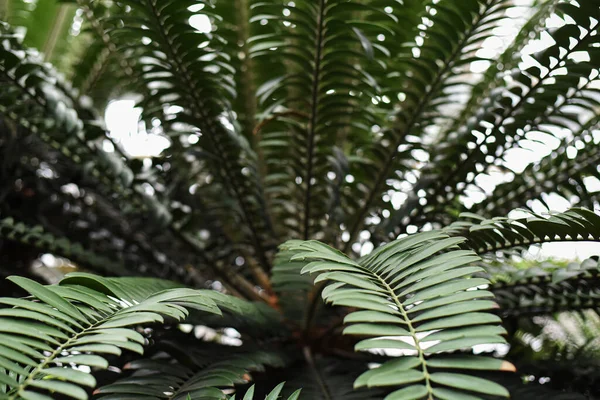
<box><xmin>1</xmin><ymin>0</ymin><xmax>600</xmax><ymax>399</ymax></box>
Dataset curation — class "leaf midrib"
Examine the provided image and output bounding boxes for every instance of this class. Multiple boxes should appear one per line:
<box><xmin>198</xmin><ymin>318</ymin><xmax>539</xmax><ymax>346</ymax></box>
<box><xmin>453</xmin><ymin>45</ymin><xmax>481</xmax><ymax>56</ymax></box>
<box><xmin>371</xmin><ymin>270</ymin><xmax>434</xmax><ymax>399</ymax></box>
<box><xmin>303</xmin><ymin>0</ymin><xmax>327</xmax><ymax>241</ymax></box>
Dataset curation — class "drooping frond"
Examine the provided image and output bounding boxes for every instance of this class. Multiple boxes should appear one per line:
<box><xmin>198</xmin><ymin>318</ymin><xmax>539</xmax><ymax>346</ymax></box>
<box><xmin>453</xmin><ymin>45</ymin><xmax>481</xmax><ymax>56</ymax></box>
<box><xmin>95</xmin><ymin>338</ymin><xmax>290</xmax><ymax>400</ymax></box>
<box><xmin>0</xmin><ymin>25</ymin><xmax>145</xmax><ymax>215</ymax></box>
<box><xmin>0</xmin><ymin>216</ymin><xmax>129</xmax><ymax>276</ymax></box>
<box><xmin>0</xmin><ymin>28</ymin><xmax>204</xmax><ymax>284</ymax></box>
<box><xmin>289</xmin><ymin>233</ymin><xmax>514</xmax><ymax>399</ymax></box>
<box><xmin>0</xmin><ymin>22</ymin><xmax>263</xmax><ymax>290</ymax></box>
<box><xmin>0</xmin><ymin>275</ymin><xmax>221</xmax><ymax>399</ymax></box>
<box><xmin>444</xmin><ymin>208</ymin><xmax>600</xmax><ymax>254</ymax></box>
<box><xmin>384</xmin><ymin>0</ymin><xmax>600</xmax><ymax>236</ymax></box>
<box><xmin>59</xmin><ymin>273</ymin><xmax>284</xmax><ymax>336</ymax></box>
<box><xmin>487</xmin><ymin>257</ymin><xmax>600</xmax><ymax>317</ymax></box>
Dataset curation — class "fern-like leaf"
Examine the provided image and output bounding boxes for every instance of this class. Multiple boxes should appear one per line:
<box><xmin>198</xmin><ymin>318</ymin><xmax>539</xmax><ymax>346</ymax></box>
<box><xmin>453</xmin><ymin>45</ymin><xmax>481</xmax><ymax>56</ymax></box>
<box><xmin>0</xmin><ymin>217</ymin><xmax>129</xmax><ymax>276</ymax></box>
<box><xmin>0</xmin><ymin>275</ymin><xmax>221</xmax><ymax>399</ymax></box>
<box><xmin>487</xmin><ymin>257</ymin><xmax>600</xmax><ymax>316</ymax></box>
<box><xmin>96</xmin><ymin>346</ymin><xmax>290</xmax><ymax>399</ymax></box>
<box><xmin>288</xmin><ymin>233</ymin><xmax>514</xmax><ymax>399</ymax></box>
<box><xmin>445</xmin><ymin>208</ymin><xmax>600</xmax><ymax>254</ymax></box>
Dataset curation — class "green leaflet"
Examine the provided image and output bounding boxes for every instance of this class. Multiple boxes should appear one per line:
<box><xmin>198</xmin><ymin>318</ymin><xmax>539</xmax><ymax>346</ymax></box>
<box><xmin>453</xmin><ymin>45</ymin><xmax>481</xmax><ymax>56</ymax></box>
<box><xmin>229</xmin><ymin>383</ymin><xmax>301</xmax><ymax>400</ymax></box>
<box><xmin>430</xmin><ymin>373</ymin><xmax>509</xmax><ymax>397</ymax></box>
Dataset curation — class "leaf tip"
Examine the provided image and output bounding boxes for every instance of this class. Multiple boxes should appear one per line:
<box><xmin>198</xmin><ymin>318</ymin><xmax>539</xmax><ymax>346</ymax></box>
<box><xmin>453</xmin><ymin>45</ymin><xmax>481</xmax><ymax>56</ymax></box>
<box><xmin>500</xmin><ymin>361</ymin><xmax>516</xmax><ymax>372</ymax></box>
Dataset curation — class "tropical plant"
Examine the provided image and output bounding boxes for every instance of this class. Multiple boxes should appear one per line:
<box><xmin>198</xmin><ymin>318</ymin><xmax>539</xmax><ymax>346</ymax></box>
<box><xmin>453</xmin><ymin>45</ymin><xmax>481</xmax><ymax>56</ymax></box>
<box><xmin>1</xmin><ymin>0</ymin><xmax>600</xmax><ymax>398</ymax></box>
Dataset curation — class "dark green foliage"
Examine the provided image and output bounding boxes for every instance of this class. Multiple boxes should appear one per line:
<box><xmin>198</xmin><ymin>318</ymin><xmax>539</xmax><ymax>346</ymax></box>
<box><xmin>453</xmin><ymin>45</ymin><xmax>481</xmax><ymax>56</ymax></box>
<box><xmin>1</xmin><ymin>0</ymin><xmax>600</xmax><ymax>399</ymax></box>
<box><xmin>488</xmin><ymin>257</ymin><xmax>600</xmax><ymax>316</ymax></box>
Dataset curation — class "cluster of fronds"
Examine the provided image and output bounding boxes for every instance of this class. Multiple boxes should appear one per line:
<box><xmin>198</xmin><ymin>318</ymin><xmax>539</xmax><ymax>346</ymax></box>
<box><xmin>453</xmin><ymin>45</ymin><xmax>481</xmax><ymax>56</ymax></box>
<box><xmin>1</xmin><ymin>0</ymin><xmax>600</xmax><ymax>398</ymax></box>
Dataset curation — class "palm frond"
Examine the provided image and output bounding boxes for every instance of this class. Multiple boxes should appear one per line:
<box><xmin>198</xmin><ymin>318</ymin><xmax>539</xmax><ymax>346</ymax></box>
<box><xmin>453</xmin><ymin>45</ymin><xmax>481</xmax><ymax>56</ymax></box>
<box><xmin>250</xmin><ymin>0</ymin><xmax>395</xmax><ymax>240</ymax></box>
<box><xmin>289</xmin><ymin>233</ymin><xmax>514</xmax><ymax>399</ymax></box>
<box><xmin>444</xmin><ymin>208</ymin><xmax>600</xmax><ymax>254</ymax></box>
<box><xmin>347</xmin><ymin>0</ymin><xmax>517</xmax><ymax>245</ymax></box>
<box><xmin>487</xmin><ymin>257</ymin><xmax>600</xmax><ymax>316</ymax></box>
<box><xmin>0</xmin><ymin>216</ymin><xmax>129</xmax><ymax>276</ymax></box>
<box><xmin>0</xmin><ymin>25</ymin><xmax>141</xmax><ymax>209</ymax></box>
<box><xmin>95</xmin><ymin>342</ymin><xmax>290</xmax><ymax>399</ymax></box>
<box><xmin>60</xmin><ymin>273</ymin><xmax>284</xmax><ymax>336</ymax></box>
<box><xmin>94</xmin><ymin>0</ymin><xmax>275</xmax><ymax>274</ymax></box>
<box><xmin>0</xmin><ymin>275</ymin><xmax>221</xmax><ymax>399</ymax></box>
<box><xmin>384</xmin><ymin>0</ymin><xmax>600</xmax><ymax>236</ymax></box>
<box><xmin>0</xmin><ymin>22</ymin><xmax>262</xmax><ymax>291</ymax></box>
<box><xmin>441</xmin><ymin>0</ymin><xmax>561</xmax><ymax>144</ymax></box>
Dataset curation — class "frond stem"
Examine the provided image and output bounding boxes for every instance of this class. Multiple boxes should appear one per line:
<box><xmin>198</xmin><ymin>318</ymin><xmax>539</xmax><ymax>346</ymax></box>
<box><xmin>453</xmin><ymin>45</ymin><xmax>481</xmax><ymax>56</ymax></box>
<box><xmin>303</xmin><ymin>346</ymin><xmax>333</xmax><ymax>400</ymax></box>
<box><xmin>303</xmin><ymin>0</ymin><xmax>326</xmax><ymax>240</ymax></box>
<box><xmin>375</xmin><ymin>275</ymin><xmax>433</xmax><ymax>399</ymax></box>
